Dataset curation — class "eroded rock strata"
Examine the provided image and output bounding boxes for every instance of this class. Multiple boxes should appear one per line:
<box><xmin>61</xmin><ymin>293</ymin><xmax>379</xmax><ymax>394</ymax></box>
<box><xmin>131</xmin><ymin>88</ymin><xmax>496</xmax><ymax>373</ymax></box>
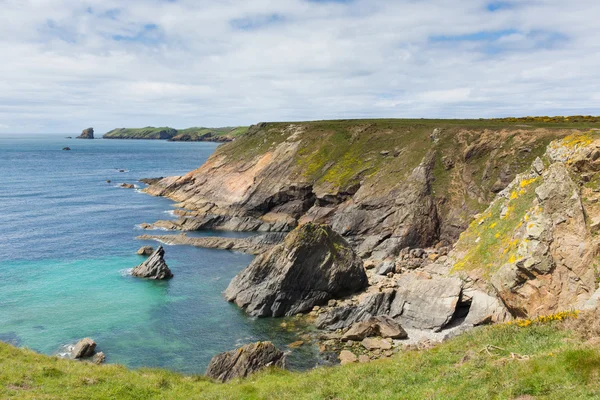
<box><xmin>224</xmin><ymin>223</ymin><xmax>368</xmax><ymax>317</ymax></box>
<box><xmin>131</xmin><ymin>246</ymin><xmax>173</xmax><ymax>280</ymax></box>
<box><xmin>205</xmin><ymin>341</ymin><xmax>285</xmax><ymax>382</ymax></box>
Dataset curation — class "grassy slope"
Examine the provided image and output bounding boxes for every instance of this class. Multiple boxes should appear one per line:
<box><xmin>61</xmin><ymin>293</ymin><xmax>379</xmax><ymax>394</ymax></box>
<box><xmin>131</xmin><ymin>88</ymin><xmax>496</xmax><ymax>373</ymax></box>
<box><xmin>2</xmin><ymin>321</ymin><xmax>600</xmax><ymax>399</ymax></box>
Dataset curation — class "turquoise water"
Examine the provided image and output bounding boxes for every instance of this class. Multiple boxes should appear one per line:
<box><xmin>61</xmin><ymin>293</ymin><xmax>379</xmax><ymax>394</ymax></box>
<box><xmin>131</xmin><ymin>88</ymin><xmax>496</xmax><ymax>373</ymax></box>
<box><xmin>0</xmin><ymin>134</ymin><xmax>315</xmax><ymax>374</ymax></box>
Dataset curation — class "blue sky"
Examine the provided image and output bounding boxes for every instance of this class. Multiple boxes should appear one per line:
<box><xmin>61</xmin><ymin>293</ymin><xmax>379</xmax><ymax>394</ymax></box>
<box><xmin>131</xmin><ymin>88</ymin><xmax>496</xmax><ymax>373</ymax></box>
<box><xmin>0</xmin><ymin>0</ymin><xmax>598</xmax><ymax>133</ymax></box>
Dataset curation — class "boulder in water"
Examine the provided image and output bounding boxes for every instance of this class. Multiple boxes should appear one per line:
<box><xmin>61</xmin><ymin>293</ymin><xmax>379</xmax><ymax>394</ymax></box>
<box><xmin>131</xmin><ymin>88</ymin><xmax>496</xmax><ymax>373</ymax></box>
<box><xmin>131</xmin><ymin>246</ymin><xmax>173</xmax><ymax>280</ymax></box>
<box><xmin>136</xmin><ymin>246</ymin><xmax>155</xmax><ymax>256</ymax></box>
<box><xmin>71</xmin><ymin>338</ymin><xmax>96</xmax><ymax>359</ymax></box>
<box><xmin>205</xmin><ymin>341</ymin><xmax>285</xmax><ymax>382</ymax></box>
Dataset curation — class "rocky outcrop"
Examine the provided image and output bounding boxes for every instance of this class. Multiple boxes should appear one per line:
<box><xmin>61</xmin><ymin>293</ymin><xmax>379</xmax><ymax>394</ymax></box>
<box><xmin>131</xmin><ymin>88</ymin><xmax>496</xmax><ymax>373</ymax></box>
<box><xmin>120</xmin><ymin>183</ymin><xmax>135</xmax><ymax>189</ymax></box>
<box><xmin>139</xmin><ymin>178</ymin><xmax>164</xmax><ymax>185</ymax></box>
<box><xmin>137</xmin><ymin>232</ymin><xmax>285</xmax><ymax>255</ymax></box>
<box><xmin>131</xmin><ymin>246</ymin><xmax>173</xmax><ymax>280</ymax></box>
<box><xmin>62</xmin><ymin>147</ymin><xmax>71</xmax><ymax>151</ymax></box>
<box><xmin>71</xmin><ymin>338</ymin><xmax>96</xmax><ymax>359</ymax></box>
<box><xmin>205</xmin><ymin>341</ymin><xmax>285</xmax><ymax>382</ymax></box>
<box><xmin>77</xmin><ymin>128</ymin><xmax>94</xmax><ymax>139</ymax></box>
<box><xmin>136</xmin><ymin>246</ymin><xmax>154</xmax><ymax>256</ymax></box>
<box><xmin>450</xmin><ymin>133</ymin><xmax>600</xmax><ymax>318</ymax></box>
<box><xmin>224</xmin><ymin>223</ymin><xmax>368</xmax><ymax>317</ymax></box>
<box><xmin>342</xmin><ymin>316</ymin><xmax>408</xmax><ymax>341</ymax></box>
<box><xmin>316</xmin><ymin>274</ymin><xmax>463</xmax><ymax>332</ymax></box>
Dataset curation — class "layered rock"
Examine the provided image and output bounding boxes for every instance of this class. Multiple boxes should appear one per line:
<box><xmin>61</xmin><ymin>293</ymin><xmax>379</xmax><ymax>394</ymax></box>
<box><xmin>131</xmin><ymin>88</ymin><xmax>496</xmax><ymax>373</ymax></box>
<box><xmin>450</xmin><ymin>133</ymin><xmax>600</xmax><ymax>318</ymax></box>
<box><xmin>136</xmin><ymin>246</ymin><xmax>155</xmax><ymax>256</ymax></box>
<box><xmin>131</xmin><ymin>246</ymin><xmax>173</xmax><ymax>280</ymax></box>
<box><xmin>205</xmin><ymin>341</ymin><xmax>285</xmax><ymax>382</ymax></box>
<box><xmin>342</xmin><ymin>316</ymin><xmax>408</xmax><ymax>341</ymax></box>
<box><xmin>137</xmin><ymin>232</ymin><xmax>285</xmax><ymax>255</ymax></box>
<box><xmin>143</xmin><ymin>122</ymin><xmax>571</xmax><ymax>258</ymax></box>
<box><xmin>77</xmin><ymin>128</ymin><xmax>94</xmax><ymax>139</ymax></box>
<box><xmin>224</xmin><ymin>223</ymin><xmax>368</xmax><ymax>317</ymax></box>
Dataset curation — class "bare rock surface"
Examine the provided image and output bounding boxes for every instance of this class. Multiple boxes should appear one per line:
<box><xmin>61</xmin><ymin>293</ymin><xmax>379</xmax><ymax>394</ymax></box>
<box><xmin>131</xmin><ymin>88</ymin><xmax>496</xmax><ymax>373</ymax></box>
<box><xmin>131</xmin><ymin>246</ymin><xmax>173</xmax><ymax>280</ymax></box>
<box><xmin>205</xmin><ymin>342</ymin><xmax>285</xmax><ymax>382</ymax></box>
<box><xmin>225</xmin><ymin>223</ymin><xmax>368</xmax><ymax>317</ymax></box>
<box><xmin>72</xmin><ymin>338</ymin><xmax>96</xmax><ymax>359</ymax></box>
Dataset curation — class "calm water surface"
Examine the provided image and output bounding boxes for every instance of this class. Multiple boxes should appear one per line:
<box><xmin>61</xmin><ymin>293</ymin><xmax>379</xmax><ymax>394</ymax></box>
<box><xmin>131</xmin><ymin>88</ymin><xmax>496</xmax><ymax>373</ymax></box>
<box><xmin>0</xmin><ymin>134</ymin><xmax>315</xmax><ymax>374</ymax></box>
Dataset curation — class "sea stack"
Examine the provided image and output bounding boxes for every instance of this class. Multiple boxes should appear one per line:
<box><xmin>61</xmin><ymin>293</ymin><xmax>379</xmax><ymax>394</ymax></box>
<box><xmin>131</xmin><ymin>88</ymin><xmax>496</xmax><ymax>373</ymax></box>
<box><xmin>131</xmin><ymin>246</ymin><xmax>173</xmax><ymax>280</ymax></box>
<box><xmin>77</xmin><ymin>127</ymin><xmax>94</xmax><ymax>139</ymax></box>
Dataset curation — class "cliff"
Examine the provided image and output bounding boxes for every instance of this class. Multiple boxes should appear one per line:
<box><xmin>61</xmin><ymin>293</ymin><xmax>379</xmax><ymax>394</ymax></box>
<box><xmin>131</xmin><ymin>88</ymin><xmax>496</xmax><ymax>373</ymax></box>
<box><xmin>143</xmin><ymin>119</ymin><xmax>582</xmax><ymax>259</ymax></box>
<box><xmin>103</xmin><ymin>126</ymin><xmax>248</xmax><ymax>141</ymax></box>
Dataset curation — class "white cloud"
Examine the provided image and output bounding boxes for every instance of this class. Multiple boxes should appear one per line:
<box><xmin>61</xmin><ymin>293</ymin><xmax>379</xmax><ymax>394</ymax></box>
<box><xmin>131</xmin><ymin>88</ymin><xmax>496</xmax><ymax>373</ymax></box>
<box><xmin>0</xmin><ymin>0</ymin><xmax>599</xmax><ymax>133</ymax></box>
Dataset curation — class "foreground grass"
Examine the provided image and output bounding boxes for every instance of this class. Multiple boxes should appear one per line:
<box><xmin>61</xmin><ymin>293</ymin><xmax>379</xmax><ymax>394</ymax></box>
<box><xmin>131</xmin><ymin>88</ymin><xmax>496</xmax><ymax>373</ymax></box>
<box><xmin>2</xmin><ymin>322</ymin><xmax>599</xmax><ymax>399</ymax></box>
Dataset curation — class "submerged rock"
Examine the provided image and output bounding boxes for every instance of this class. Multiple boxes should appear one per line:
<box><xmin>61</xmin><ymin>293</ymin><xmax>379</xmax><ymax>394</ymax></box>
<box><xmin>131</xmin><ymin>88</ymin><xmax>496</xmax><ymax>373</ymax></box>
<box><xmin>205</xmin><ymin>341</ymin><xmax>285</xmax><ymax>382</ymax></box>
<box><xmin>72</xmin><ymin>338</ymin><xmax>96</xmax><ymax>359</ymax></box>
<box><xmin>77</xmin><ymin>128</ymin><xmax>94</xmax><ymax>139</ymax></box>
<box><xmin>224</xmin><ymin>223</ymin><xmax>368</xmax><ymax>317</ymax></box>
<box><xmin>131</xmin><ymin>246</ymin><xmax>173</xmax><ymax>280</ymax></box>
<box><xmin>136</xmin><ymin>246</ymin><xmax>155</xmax><ymax>256</ymax></box>
<box><xmin>62</xmin><ymin>147</ymin><xmax>71</xmax><ymax>151</ymax></box>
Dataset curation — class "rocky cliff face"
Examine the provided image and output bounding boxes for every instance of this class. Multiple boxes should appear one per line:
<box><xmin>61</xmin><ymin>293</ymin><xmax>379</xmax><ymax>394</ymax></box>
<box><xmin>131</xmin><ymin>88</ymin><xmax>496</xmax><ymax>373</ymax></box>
<box><xmin>144</xmin><ymin>121</ymin><xmax>572</xmax><ymax>259</ymax></box>
<box><xmin>450</xmin><ymin>132</ymin><xmax>600</xmax><ymax>318</ymax></box>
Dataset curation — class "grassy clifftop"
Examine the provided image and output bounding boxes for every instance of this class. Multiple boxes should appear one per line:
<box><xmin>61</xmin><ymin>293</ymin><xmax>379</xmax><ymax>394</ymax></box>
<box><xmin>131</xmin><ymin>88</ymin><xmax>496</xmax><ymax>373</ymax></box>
<box><xmin>103</xmin><ymin>126</ymin><xmax>248</xmax><ymax>141</ymax></box>
<box><xmin>2</xmin><ymin>316</ymin><xmax>599</xmax><ymax>399</ymax></box>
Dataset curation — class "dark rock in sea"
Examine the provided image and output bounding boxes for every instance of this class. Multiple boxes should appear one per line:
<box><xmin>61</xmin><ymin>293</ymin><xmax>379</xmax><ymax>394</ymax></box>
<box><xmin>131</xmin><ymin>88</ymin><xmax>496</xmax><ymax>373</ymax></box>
<box><xmin>77</xmin><ymin>128</ymin><xmax>94</xmax><ymax>139</ymax></box>
<box><xmin>119</xmin><ymin>169</ymin><xmax>126</xmax><ymax>173</ymax></box>
<box><xmin>72</xmin><ymin>338</ymin><xmax>96</xmax><ymax>359</ymax></box>
<box><xmin>131</xmin><ymin>246</ymin><xmax>173</xmax><ymax>280</ymax></box>
<box><xmin>224</xmin><ymin>223</ymin><xmax>368</xmax><ymax>317</ymax></box>
<box><xmin>137</xmin><ymin>246</ymin><xmax>155</xmax><ymax>256</ymax></box>
<box><xmin>62</xmin><ymin>147</ymin><xmax>71</xmax><ymax>151</ymax></box>
<box><xmin>106</xmin><ymin>180</ymin><xmax>111</xmax><ymax>183</ymax></box>
<box><xmin>205</xmin><ymin>341</ymin><xmax>286</xmax><ymax>382</ymax></box>
<box><xmin>65</xmin><ymin>136</ymin><xmax>72</xmax><ymax>139</ymax></box>
<box><xmin>139</xmin><ymin>177</ymin><xmax>164</xmax><ymax>185</ymax></box>
<box><xmin>120</xmin><ymin>183</ymin><xmax>135</xmax><ymax>189</ymax></box>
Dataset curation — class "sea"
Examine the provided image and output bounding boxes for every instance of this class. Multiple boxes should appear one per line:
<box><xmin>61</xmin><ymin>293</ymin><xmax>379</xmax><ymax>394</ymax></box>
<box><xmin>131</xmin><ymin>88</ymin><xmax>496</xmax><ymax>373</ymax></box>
<box><xmin>0</xmin><ymin>133</ymin><xmax>316</xmax><ymax>374</ymax></box>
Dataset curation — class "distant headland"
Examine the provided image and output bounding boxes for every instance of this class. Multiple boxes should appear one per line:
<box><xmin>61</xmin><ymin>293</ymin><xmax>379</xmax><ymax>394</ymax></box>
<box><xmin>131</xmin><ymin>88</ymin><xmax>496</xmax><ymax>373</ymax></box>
<box><xmin>102</xmin><ymin>126</ymin><xmax>248</xmax><ymax>142</ymax></box>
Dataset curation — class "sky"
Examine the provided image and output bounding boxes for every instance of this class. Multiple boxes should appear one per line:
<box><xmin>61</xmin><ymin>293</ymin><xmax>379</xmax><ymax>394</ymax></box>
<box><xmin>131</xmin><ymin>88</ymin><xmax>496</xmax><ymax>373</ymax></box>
<box><xmin>0</xmin><ymin>0</ymin><xmax>599</xmax><ymax>133</ymax></box>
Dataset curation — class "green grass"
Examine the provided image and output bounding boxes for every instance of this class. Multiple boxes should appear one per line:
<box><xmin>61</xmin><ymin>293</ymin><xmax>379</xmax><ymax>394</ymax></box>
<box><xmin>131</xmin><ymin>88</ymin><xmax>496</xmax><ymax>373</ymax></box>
<box><xmin>2</xmin><ymin>322</ymin><xmax>600</xmax><ymax>399</ymax></box>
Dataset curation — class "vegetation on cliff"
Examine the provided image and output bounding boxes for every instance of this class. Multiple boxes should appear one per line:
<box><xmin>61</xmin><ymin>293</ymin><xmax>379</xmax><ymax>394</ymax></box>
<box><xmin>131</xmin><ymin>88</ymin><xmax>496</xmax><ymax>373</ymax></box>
<box><xmin>2</xmin><ymin>314</ymin><xmax>600</xmax><ymax>399</ymax></box>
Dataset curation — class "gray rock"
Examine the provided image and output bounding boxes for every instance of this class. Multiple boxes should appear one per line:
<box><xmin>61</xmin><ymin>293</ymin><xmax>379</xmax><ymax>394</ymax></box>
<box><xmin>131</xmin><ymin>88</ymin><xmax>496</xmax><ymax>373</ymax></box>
<box><xmin>463</xmin><ymin>290</ymin><xmax>512</xmax><ymax>326</ymax></box>
<box><xmin>316</xmin><ymin>290</ymin><xmax>395</xmax><ymax>330</ymax></box>
<box><xmin>131</xmin><ymin>246</ymin><xmax>173</xmax><ymax>280</ymax></box>
<box><xmin>532</xmin><ymin>157</ymin><xmax>545</xmax><ymax>175</ymax></box>
<box><xmin>93</xmin><ymin>352</ymin><xmax>106</xmax><ymax>364</ymax></box>
<box><xmin>342</xmin><ymin>315</ymin><xmax>408</xmax><ymax>341</ymax></box>
<box><xmin>377</xmin><ymin>261</ymin><xmax>396</xmax><ymax>276</ymax></box>
<box><xmin>72</xmin><ymin>338</ymin><xmax>96</xmax><ymax>359</ymax></box>
<box><xmin>205</xmin><ymin>341</ymin><xmax>285</xmax><ymax>382</ymax></box>
<box><xmin>390</xmin><ymin>275</ymin><xmax>462</xmax><ymax>331</ymax></box>
<box><xmin>225</xmin><ymin>223</ymin><xmax>368</xmax><ymax>317</ymax></box>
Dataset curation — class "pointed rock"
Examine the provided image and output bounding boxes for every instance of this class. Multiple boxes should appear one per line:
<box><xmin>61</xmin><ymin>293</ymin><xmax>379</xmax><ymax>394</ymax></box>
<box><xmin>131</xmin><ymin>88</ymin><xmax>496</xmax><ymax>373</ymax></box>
<box><xmin>225</xmin><ymin>223</ymin><xmax>368</xmax><ymax>317</ymax></box>
<box><xmin>131</xmin><ymin>246</ymin><xmax>173</xmax><ymax>280</ymax></box>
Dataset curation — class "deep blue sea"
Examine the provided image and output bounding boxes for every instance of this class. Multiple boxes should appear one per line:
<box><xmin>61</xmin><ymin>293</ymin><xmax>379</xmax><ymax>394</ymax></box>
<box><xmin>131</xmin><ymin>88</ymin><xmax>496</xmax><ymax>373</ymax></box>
<box><xmin>0</xmin><ymin>134</ymin><xmax>314</xmax><ymax>374</ymax></box>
